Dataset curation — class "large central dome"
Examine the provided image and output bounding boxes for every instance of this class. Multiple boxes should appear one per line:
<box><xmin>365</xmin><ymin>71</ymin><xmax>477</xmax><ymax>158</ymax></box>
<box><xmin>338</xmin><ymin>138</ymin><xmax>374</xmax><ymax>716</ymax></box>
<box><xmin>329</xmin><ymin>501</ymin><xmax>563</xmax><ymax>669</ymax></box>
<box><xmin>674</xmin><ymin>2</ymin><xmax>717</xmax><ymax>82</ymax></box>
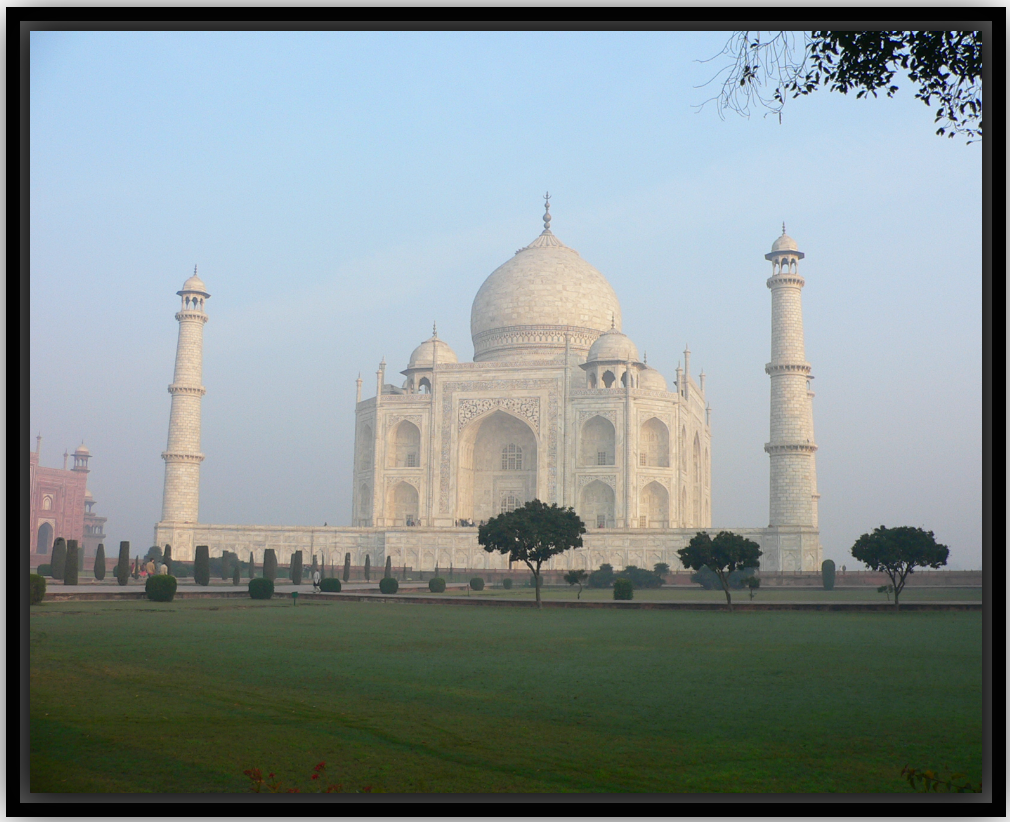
<box><xmin>470</xmin><ymin>203</ymin><xmax>622</xmax><ymax>362</ymax></box>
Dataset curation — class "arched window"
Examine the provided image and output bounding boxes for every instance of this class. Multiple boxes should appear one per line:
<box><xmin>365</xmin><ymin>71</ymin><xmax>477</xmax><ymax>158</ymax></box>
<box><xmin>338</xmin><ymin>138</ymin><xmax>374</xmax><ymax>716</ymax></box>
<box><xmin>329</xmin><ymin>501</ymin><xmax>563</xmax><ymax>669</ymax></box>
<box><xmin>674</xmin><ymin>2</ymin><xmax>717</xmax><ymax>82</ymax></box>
<box><xmin>500</xmin><ymin>493</ymin><xmax>522</xmax><ymax>514</ymax></box>
<box><xmin>418</xmin><ymin>377</ymin><xmax>431</xmax><ymax>394</ymax></box>
<box><xmin>501</xmin><ymin>443</ymin><xmax>523</xmax><ymax>470</ymax></box>
<box><xmin>42</xmin><ymin>495</ymin><xmax>53</xmax><ymax>511</ymax></box>
<box><xmin>37</xmin><ymin>522</ymin><xmax>54</xmax><ymax>554</ymax></box>
<box><xmin>602</xmin><ymin>370</ymin><xmax>616</xmax><ymax>388</ymax></box>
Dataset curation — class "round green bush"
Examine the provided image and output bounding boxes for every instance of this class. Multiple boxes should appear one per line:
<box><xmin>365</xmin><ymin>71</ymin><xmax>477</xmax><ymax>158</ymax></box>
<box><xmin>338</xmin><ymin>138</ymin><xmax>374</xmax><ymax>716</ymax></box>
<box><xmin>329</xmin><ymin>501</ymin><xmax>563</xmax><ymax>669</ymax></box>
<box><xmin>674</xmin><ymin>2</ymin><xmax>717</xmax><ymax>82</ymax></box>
<box><xmin>428</xmin><ymin>577</ymin><xmax>446</xmax><ymax>593</ymax></box>
<box><xmin>30</xmin><ymin>573</ymin><xmax>47</xmax><ymax>605</ymax></box>
<box><xmin>249</xmin><ymin>578</ymin><xmax>274</xmax><ymax>600</ymax></box>
<box><xmin>320</xmin><ymin>577</ymin><xmax>341</xmax><ymax>593</ymax></box>
<box><xmin>821</xmin><ymin>559</ymin><xmax>836</xmax><ymax>591</ymax></box>
<box><xmin>502</xmin><ymin>578</ymin><xmax>513</xmax><ymax>590</ymax></box>
<box><xmin>613</xmin><ymin>578</ymin><xmax>634</xmax><ymax>600</ymax></box>
<box><xmin>469</xmin><ymin>577</ymin><xmax>485</xmax><ymax>591</ymax></box>
<box><xmin>145</xmin><ymin>574</ymin><xmax>177</xmax><ymax>602</ymax></box>
<box><xmin>379</xmin><ymin>577</ymin><xmax>399</xmax><ymax>594</ymax></box>
<box><xmin>37</xmin><ymin>564</ymin><xmax>52</xmax><ymax>577</ymax></box>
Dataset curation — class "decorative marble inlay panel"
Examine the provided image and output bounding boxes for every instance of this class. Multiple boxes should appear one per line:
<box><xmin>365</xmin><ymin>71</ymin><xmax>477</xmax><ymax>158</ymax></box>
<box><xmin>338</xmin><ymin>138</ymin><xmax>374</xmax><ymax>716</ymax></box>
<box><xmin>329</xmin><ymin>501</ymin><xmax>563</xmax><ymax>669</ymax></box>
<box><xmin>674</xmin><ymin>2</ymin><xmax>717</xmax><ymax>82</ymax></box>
<box><xmin>438</xmin><ymin>379</ymin><xmax>559</xmax><ymax>511</ymax></box>
<box><xmin>638</xmin><ymin>475</ymin><xmax>671</xmax><ymax>491</ymax></box>
<box><xmin>577</xmin><ymin>473</ymin><xmax>616</xmax><ymax>491</ymax></box>
<box><xmin>385</xmin><ymin>475</ymin><xmax>420</xmax><ymax>489</ymax></box>
<box><xmin>384</xmin><ymin>414</ymin><xmax>423</xmax><ymax>432</ymax></box>
<box><xmin>458</xmin><ymin>397</ymin><xmax>540</xmax><ymax>433</ymax></box>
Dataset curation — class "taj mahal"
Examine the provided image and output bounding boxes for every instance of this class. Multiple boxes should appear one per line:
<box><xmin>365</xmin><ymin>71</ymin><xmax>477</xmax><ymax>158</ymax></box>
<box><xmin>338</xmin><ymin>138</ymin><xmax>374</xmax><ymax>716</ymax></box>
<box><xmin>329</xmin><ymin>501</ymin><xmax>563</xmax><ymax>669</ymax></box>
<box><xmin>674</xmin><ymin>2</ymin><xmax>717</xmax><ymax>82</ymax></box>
<box><xmin>154</xmin><ymin>197</ymin><xmax>821</xmax><ymax>573</ymax></box>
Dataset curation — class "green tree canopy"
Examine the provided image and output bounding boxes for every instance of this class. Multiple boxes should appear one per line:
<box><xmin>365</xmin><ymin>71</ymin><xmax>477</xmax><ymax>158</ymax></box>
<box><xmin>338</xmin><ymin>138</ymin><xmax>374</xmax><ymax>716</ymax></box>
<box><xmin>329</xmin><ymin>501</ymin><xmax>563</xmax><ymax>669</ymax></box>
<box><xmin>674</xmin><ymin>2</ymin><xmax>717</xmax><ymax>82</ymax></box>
<box><xmin>851</xmin><ymin>525</ymin><xmax>949</xmax><ymax>609</ymax></box>
<box><xmin>678</xmin><ymin>531</ymin><xmax>762</xmax><ymax>610</ymax></box>
<box><xmin>478</xmin><ymin>500</ymin><xmax>585</xmax><ymax>608</ymax></box>
<box><xmin>563</xmin><ymin>569</ymin><xmax>588</xmax><ymax>599</ymax></box>
<box><xmin>700</xmin><ymin>30</ymin><xmax>982</xmax><ymax>142</ymax></box>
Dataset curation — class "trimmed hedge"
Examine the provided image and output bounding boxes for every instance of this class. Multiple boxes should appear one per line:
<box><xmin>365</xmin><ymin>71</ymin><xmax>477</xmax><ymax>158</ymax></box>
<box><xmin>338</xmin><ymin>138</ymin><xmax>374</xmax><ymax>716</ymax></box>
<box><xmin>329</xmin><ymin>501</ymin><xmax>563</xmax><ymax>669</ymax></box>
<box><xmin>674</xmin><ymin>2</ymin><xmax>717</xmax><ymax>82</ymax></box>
<box><xmin>428</xmin><ymin>577</ymin><xmax>446</xmax><ymax>593</ymax></box>
<box><xmin>379</xmin><ymin>577</ymin><xmax>399</xmax><ymax>594</ymax></box>
<box><xmin>502</xmin><ymin>578</ymin><xmax>513</xmax><ymax>590</ymax></box>
<box><xmin>364</xmin><ymin>555</ymin><xmax>371</xmax><ymax>581</ymax></box>
<box><xmin>94</xmin><ymin>544</ymin><xmax>106</xmax><ymax>581</ymax></box>
<box><xmin>117</xmin><ymin>542</ymin><xmax>131</xmax><ymax>586</ymax></box>
<box><xmin>263</xmin><ymin>549</ymin><xmax>278</xmax><ymax>582</ymax></box>
<box><xmin>320</xmin><ymin>578</ymin><xmax>341</xmax><ymax>593</ymax></box>
<box><xmin>469</xmin><ymin>577</ymin><xmax>485</xmax><ymax>591</ymax></box>
<box><xmin>249</xmin><ymin>578</ymin><xmax>274</xmax><ymax>600</ymax></box>
<box><xmin>145</xmin><ymin>574</ymin><xmax>178</xmax><ymax>602</ymax></box>
<box><xmin>613</xmin><ymin>578</ymin><xmax>634</xmax><ymax>600</ymax></box>
<box><xmin>291</xmin><ymin>551</ymin><xmax>303</xmax><ymax>585</ymax></box>
<box><xmin>384</xmin><ymin>556</ymin><xmax>392</xmax><ymax>579</ymax></box>
<box><xmin>37</xmin><ymin>564</ymin><xmax>53</xmax><ymax>577</ymax></box>
<box><xmin>194</xmin><ymin>545</ymin><xmax>210</xmax><ymax>586</ymax></box>
<box><xmin>64</xmin><ymin>540</ymin><xmax>80</xmax><ymax>585</ymax></box>
<box><xmin>52</xmin><ymin>538</ymin><xmax>67</xmax><ymax>580</ymax></box>
<box><xmin>30</xmin><ymin>573</ymin><xmax>47</xmax><ymax>605</ymax></box>
<box><xmin>822</xmin><ymin>559</ymin><xmax>836</xmax><ymax>591</ymax></box>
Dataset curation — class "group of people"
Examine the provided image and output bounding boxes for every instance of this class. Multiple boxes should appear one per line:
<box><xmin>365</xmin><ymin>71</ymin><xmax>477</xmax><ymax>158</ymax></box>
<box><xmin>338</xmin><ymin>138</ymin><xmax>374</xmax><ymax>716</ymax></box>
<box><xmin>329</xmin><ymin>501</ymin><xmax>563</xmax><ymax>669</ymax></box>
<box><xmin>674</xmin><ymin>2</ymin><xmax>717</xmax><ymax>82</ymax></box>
<box><xmin>454</xmin><ymin>519</ymin><xmax>485</xmax><ymax>528</ymax></box>
<box><xmin>144</xmin><ymin>558</ymin><xmax>169</xmax><ymax>577</ymax></box>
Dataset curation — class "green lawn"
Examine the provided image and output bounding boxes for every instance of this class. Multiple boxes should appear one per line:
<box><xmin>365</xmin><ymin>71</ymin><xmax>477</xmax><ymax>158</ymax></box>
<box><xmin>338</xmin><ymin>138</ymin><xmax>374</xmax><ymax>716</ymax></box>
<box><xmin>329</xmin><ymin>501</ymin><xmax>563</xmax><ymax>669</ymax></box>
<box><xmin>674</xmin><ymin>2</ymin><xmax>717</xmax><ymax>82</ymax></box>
<box><xmin>29</xmin><ymin>598</ymin><xmax>983</xmax><ymax>793</ymax></box>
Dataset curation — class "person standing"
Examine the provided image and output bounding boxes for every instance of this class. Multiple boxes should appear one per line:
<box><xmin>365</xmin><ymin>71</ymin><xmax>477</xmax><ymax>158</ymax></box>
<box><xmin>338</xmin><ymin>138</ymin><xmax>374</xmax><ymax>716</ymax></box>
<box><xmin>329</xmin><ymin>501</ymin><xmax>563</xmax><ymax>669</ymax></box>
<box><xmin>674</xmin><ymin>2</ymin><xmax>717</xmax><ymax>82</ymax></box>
<box><xmin>312</xmin><ymin>568</ymin><xmax>321</xmax><ymax>592</ymax></box>
<box><xmin>145</xmin><ymin>558</ymin><xmax>156</xmax><ymax>578</ymax></box>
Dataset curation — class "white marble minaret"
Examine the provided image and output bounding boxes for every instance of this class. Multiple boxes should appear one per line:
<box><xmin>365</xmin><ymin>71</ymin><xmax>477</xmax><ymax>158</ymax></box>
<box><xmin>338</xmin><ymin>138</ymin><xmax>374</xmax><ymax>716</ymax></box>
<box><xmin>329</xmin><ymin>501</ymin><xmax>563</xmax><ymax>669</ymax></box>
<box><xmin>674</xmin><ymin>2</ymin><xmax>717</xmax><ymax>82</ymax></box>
<box><xmin>161</xmin><ymin>267</ymin><xmax>210</xmax><ymax>524</ymax></box>
<box><xmin>764</xmin><ymin>227</ymin><xmax>818</xmax><ymax>530</ymax></box>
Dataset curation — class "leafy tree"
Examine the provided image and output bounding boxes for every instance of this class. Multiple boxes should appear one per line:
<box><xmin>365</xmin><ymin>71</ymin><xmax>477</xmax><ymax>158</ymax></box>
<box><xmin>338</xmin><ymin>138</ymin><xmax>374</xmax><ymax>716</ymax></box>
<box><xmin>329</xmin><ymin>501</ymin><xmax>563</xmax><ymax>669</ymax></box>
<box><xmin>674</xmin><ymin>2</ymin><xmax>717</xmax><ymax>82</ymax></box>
<box><xmin>618</xmin><ymin>565</ymin><xmax>665</xmax><ymax>589</ymax></box>
<box><xmin>564</xmin><ymin>569</ymin><xmax>588</xmax><ymax>599</ymax></box>
<box><xmin>744</xmin><ymin>575</ymin><xmax>760</xmax><ymax>600</ymax></box>
<box><xmin>851</xmin><ymin>525</ymin><xmax>949</xmax><ymax>610</ymax></box>
<box><xmin>116</xmin><ymin>542</ymin><xmax>131</xmax><ymax>586</ymax></box>
<box><xmin>699</xmin><ymin>30</ymin><xmax>982</xmax><ymax>142</ymax></box>
<box><xmin>94</xmin><ymin>543</ymin><xmax>106</xmax><ymax>581</ymax></box>
<box><xmin>587</xmin><ymin>563</ymin><xmax>615</xmax><ymax>589</ymax></box>
<box><xmin>144</xmin><ymin>545</ymin><xmax>163</xmax><ymax>564</ymax></box>
<box><xmin>478</xmin><ymin>500</ymin><xmax>585</xmax><ymax>608</ymax></box>
<box><xmin>653</xmin><ymin>562</ymin><xmax>670</xmax><ymax>578</ymax></box>
<box><xmin>678</xmin><ymin>531</ymin><xmax>763</xmax><ymax>611</ymax></box>
<box><xmin>51</xmin><ymin>538</ymin><xmax>67</xmax><ymax>580</ymax></box>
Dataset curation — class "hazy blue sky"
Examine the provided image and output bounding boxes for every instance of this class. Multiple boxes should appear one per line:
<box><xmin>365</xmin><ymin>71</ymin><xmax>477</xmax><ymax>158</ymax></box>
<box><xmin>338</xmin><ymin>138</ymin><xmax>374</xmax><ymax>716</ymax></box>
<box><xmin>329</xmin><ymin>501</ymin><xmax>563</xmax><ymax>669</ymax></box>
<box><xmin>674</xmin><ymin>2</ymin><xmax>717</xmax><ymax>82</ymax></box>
<box><xmin>29</xmin><ymin>30</ymin><xmax>983</xmax><ymax>568</ymax></box>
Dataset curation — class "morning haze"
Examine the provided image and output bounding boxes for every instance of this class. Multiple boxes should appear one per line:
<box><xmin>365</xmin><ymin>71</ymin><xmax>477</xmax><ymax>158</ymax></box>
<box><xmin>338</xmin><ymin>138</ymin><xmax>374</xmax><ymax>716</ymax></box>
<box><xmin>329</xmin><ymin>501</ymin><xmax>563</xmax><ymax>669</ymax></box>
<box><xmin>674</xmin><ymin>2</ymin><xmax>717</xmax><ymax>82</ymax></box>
<box><xmin>29</xmin><ymin>31</ymin><xmax>982</xmax><ymax>568</ymax></box>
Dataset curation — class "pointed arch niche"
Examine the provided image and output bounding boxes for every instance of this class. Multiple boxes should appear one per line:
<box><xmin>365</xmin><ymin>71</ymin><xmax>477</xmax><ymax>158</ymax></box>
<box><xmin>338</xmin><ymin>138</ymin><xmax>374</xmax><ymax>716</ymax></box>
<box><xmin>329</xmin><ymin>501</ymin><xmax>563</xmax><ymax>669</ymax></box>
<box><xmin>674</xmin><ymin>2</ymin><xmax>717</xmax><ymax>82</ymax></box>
<box><xmin>387</xmin><ymin>481</ymin><xmax>419</xmax><ymax>526</ymax></box>
<box><xmin>387</xmin><ymin>420</ymin><xmax>421</xmax><ymax>468</ymax></box>
<box><xmin>580</xmin><ymin>415</ymin><xmax>616</xmax><ymax>466</ymax></box>
<box><xmin>640</xmin><ymin>417</ymin><xmax>670</xmax><ymax>467</ymax></box>
<box><xmin>457</xmin><ymin>409</ymin><xmax>538</xmax><ymax>524</ymax></box>
<box><xmin>580</xmin><ymin>480</ymin><xmax>615</xmax><ymax>529</ymax></box>
<box><xmin>639</xmin><ymin>481</ymin><xmax>669</xmax><ymax>528</ymax></box>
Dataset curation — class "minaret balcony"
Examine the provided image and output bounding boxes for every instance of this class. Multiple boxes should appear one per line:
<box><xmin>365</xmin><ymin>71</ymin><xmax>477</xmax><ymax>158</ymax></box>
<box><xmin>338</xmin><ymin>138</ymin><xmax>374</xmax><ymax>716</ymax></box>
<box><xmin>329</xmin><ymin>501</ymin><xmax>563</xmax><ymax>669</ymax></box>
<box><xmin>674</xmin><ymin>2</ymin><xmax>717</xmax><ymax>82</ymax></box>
<box><xmin>765</xmin><ymin>362</ymin><xmax>811</xmax><ymax>376</ymax></box>
<box><xmin>764</xmin><ymin>442</ymin><xmax>818</xmax><ymax>455</ymax></box>
<box><xmin>168</xmin><ymin>384</ymin><xmax>207</xmax><ymax>396</ymax></box>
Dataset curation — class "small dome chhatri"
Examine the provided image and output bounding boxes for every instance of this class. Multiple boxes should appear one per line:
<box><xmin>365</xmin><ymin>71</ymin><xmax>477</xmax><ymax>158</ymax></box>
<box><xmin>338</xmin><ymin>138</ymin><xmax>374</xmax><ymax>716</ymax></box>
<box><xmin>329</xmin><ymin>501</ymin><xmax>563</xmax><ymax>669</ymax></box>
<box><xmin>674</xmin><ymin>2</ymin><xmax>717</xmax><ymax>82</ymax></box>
<box><xmin>179</xmin><ymin>265</ymin><xmax>210</xmax><ymax>297</ymax></box>
<box><xmin>766</xmin><ymin>224</ymin><xmax>805</xmax><ymax>261</ymax></box>
<box><xmin>587</xmin><ymin>325</ymin><xmax>640</xmax><ymax>364</ymax></box>
<box><xmin>406</xmin><ymin>328</ymin><xmax>458</xmax><ymax>370</ymax></box>
<box><xmin>74</xmin><ymin>442</ymin><xmax>90</xmax><ymax>456</ymax></box>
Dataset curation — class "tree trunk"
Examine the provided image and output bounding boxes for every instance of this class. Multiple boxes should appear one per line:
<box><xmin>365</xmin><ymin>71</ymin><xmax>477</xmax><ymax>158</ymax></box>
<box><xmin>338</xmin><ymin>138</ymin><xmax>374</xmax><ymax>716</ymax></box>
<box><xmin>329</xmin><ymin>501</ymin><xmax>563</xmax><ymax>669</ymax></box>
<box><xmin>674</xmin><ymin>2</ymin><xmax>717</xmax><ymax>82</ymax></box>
<box><xmin>720</xmin><ymin>577</ymin><xmax>733</xmax><ymax>611</ymax></box>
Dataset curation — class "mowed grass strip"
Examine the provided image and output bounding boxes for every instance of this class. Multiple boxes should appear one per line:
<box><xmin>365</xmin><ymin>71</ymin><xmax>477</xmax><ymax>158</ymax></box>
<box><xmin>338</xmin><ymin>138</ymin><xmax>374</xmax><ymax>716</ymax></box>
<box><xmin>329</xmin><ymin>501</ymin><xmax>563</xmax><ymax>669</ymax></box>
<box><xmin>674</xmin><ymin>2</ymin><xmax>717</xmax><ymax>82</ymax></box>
<box><xmin>29</xmin><ymin>599</ymin><xmax>982</xmax><ymax>793</ymax></box>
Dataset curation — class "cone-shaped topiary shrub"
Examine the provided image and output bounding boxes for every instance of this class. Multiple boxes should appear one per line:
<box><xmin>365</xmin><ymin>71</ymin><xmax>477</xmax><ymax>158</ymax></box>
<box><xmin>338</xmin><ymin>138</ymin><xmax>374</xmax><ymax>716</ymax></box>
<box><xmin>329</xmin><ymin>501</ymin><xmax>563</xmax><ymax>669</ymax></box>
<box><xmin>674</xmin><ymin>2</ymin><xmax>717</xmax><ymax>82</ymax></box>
<box><xmin>343</xmin><ymin>553</ymin><xmax>351</xmax><ymax>582</ymax></box>
<box><xmin>117</xmin><ymin>542</ymin><xmax>131</xmax><ymax>586</ymax></box>
<box><xmin>248</xmin><ymin>551</ymin><xmax>255</xmax><ymax>579</ymax></box>
<box><xmin>163</xmin><ymin>544</ymin><xmax>172</xmax><ymax>576</ymax></box>
<box><xmin>821</xmin><ymin>559</ymin><xmax>836</xmax><ymax>591</ymax></box>
<box><xmin>146</xmin><ymin>574</ymin><xmax>177</xmax><ymax>602</ymax></box>
<box><xmin>51</xmin><ymin>538</ymin><xmax>67</xmax><ymax>580</ymax></box>
<box><xmin>320</xmin><ymin>578</ymin><xmax>341</xmax><ymax>592</ymax></box>
<box><xmin>64</xmin><ymin>540</ymin><xmax>80</xmax><ymax>585</ymax></box>
<box><xmin>379</xmin><ymin>577</ymin><xmax>399</xmax><ymax>594</ymax></box>
<box><xmin>37</xmin><ymin>564</ymin><xmax>53</xmax><ymax>576</ymax></box>
<box><xmin>364</xmin><ymin>555</ymin><xmax>371</xmax><ymax>581</ymax></box>
<box><xmin>94</xmin><ymin>543</ymin><xmax>106</xmax><ymax>581</ymax></box>
<box><xmin>264</xmin><ymin>549</ymin><xmax>277</xmax><ymax>582</ymax></box>
<box><xmin>291</xmin><ymin>551</ymin><xmax>303</xmax><ymax>585</ymax></box>
<box><xmin>194</xmin><ymin>545</ymin><xmax>210</xmax><ymax>586</ymax></box>
<box><xmin>613</xmin><ymin>578</ymin><xmax>634</xmax><ymax>600</ymax></box>
<box><xmin>233</xmin><ymin>561</ymin><xmax>241</xmax><ymax>585</ymax></box>
<box><xmin>428</xmin><ymin>577</ymin><xmax>446</xmax><ymax>593</ymax></box>
<box><xmin>470</xmin><ymin>577</ymin><xmax>485</xmax><ymax>591</ymax></box>
<box><xmin>30</xmin><ymin>573</ymin><xmax>47</xmax><ymax>605</ymax></box>
<box><xmin>221</xmin><ymin>550</ymin><xmax>233</xmax><ymax>580</ymax></box>
<box><xmin>384</xmin><ymin>556</ymin><xmax>392</xmax><ymax>579</ymax></box>
<box><xmin>249</xmin><ymin>578</ymin><xmax>274</xmax><ymax>600</ymax></box>
<box><xmin>502</xmin><ymin>578</ymin><xmax>513</xmax><ymax>589</ymax></box>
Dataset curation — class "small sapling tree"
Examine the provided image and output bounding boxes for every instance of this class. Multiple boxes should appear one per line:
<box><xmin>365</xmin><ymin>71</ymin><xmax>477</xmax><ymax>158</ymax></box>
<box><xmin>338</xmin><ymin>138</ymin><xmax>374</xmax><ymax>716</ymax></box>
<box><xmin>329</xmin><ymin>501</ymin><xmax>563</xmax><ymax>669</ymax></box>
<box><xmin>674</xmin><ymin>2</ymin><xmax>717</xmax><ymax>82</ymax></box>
<box><xmin>745</xmin><ymin>575</ymin><xmax>760</xmax><ymax>600</ymax></box>
<box><xmin>94</xmin><ymin>543</ymin><xmax>106</xmax><ymax>581</ymax></box>
<box><xmin>678</xmin><ymin>531</ymin><xmax>763</xmax><ymax>611</ymax></box>
<box><xmin>851</xmin><ymin>525</ymin><xmax>949</xmax><ymax>610</ymax></box>
<box><xmin>116</xmin><ymin>542</ymin><xmax>131</xmax><ymax>586</ymax></box>
<box><xmin>479</xmin><ymin>500</ymin><xmax>585</xmax><ymax>609</ymax></box>
<box><xmin>564</xmin><ymin>569</ymin><xmax>588</xmax><ymax>599</ymax></box>
<box><xmin>877</xmin><ymin>584</ymin><xmax>895</xmax><ymax>602</ymax></box>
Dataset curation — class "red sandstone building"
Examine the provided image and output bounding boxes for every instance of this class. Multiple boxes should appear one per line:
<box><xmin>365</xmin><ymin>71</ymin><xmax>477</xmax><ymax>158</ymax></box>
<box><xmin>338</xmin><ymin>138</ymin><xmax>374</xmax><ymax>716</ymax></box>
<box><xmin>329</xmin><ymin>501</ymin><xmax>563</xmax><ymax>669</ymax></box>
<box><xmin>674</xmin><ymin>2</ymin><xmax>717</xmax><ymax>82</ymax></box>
<box><xmin>28</xmin><ymin>436</ymin><xmax>107</xmax><ymax>568</ymax></box>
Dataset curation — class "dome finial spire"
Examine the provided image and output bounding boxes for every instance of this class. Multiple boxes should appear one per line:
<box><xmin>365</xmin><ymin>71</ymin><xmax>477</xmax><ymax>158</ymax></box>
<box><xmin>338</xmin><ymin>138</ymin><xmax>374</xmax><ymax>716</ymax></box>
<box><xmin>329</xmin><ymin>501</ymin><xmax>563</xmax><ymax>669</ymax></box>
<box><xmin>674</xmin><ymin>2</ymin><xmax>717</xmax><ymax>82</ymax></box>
<box><xmin>543</xmin><ymin>191</ymin><xmax>551</xmax><ymax>232</ymax></box>
<box><xmin>432</xmin><ymin>321</ymin><xmax>437</xmax><ymax>338</ymax></box>
<box><xmin>782</xmin><ymin>222</ymin><xmax>786</xmax><ymax>235</ymax></box>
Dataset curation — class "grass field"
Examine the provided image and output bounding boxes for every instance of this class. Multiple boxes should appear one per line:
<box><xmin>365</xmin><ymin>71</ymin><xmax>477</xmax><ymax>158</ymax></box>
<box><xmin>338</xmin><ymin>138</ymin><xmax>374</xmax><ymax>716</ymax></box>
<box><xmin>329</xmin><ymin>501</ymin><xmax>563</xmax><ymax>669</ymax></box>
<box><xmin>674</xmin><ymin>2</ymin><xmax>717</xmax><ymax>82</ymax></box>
<box><xmin>29</xmin><ymin>598</ymin><xmax>983</xmax><ymax>793</ymax></box>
